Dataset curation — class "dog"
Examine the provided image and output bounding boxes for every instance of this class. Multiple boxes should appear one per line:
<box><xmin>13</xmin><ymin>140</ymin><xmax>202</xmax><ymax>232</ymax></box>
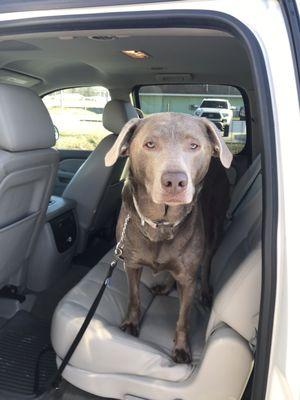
<box><xmin>105</xmin><ymin>112</ymin><xmax>232</xmax><ymax>364</ymax></box>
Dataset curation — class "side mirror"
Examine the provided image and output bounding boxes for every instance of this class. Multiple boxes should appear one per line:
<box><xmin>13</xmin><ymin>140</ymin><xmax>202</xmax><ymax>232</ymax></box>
<box><xmin>230</xmin><ymin>106</ymin><xmax>236</xmax><ymax>110</ymax></box>
<box><xmin>53</xmin><ymin>125</ymin><xmax>59</xmax><ymax>141</ymax></box>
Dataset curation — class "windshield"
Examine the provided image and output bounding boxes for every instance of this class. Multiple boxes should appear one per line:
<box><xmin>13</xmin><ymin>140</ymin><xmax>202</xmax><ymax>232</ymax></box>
<box><xmin>201</xmin><ymin>100</ymin><xmax>227</xmax><ymax>109</ymax></box>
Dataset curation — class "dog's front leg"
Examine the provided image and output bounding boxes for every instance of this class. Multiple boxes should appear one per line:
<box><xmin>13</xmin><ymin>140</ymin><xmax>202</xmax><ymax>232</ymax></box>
<box><xmin>172</xmin><ymin>277</ymin><xmax>196</xmax><ymax>364</ymax></box>
<box><xmin>120</xmin><ymin>265</ymin><xmax>142</xmax><ymax>337</ymax></box>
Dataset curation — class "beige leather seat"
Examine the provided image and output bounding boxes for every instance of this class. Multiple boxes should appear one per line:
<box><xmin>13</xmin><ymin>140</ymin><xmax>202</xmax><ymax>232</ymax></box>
<box><xmin>52</xmin><ymin>155</ymin><xmax>262</xmax><ymax>400</ymax></box>
<box><xmin>62</xmin><ymin>100</ymin><xmax>138</xmax><ymax>253</ymax></box>
<box><xmin>0</xmin><ymin>83</ymin><xmax>58</xmax><ymax>287</ymax></box>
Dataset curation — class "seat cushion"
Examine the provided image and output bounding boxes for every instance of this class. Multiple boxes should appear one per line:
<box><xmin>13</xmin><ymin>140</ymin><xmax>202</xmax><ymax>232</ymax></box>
<box><xmin>140</xmin><ymin>296</ymin><xmax>209</xmax><ymax>361</ymax></box>
<box><xmin>51</xmin><ymin>253</ymin><xmax>208</xmax><ymax>382</ymax></box>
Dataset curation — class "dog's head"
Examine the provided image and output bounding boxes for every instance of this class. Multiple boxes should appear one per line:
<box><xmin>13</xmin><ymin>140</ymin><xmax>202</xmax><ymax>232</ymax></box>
<box><xmin>105</xmin><ymin>112</ymin><xmax>232</xmax><ymax>206</ymax></box>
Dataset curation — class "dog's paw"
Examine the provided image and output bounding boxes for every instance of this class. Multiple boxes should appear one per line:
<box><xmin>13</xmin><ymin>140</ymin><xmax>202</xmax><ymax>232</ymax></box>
<box><xmin>119</xmin><ymin>320</ymin><xmax>140</xmax><ymax>337</ymax></box>
<box><xmin>151</xmin><ymin>284</ymin><xmax>171</xmax><ymax>296</ymax></box>
<box><xmin>172</xmin><ymin>347</ymin><xmax>192</xmax><ymax>364</ymax></box>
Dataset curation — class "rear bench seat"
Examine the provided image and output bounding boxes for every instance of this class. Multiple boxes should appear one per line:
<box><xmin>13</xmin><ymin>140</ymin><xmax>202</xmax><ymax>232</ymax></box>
<box><xmin>51</xmin><ymin>155</ymin><xmax>262</xmax><ymax>400</ymax></box>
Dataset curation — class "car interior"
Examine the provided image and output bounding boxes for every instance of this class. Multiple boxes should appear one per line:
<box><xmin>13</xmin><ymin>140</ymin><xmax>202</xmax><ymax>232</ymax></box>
<box><xmin>0</xmin><ymin>26</ymin><xmax>263</xmax><ymax>400</ymax></box>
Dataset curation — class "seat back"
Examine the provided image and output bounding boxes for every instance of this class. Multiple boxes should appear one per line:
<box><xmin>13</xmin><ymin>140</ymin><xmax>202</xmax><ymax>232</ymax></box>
<box><xmin>211</xmin><ymin>156</ymin><xmax>262</xmax><ymax>323</ymax></box>
<box><xmin>207</xmin><ymin>217</ymin><xmax>262</xmax><ymax>342</ymax></box>
<box><xmin>63</xmin><ymin>100</ymin><xmax>138</xmax><ymax>253</ymax></box>
<box><xmin>210</xmin><ymin>155</ymin><xmax>262</xmax><ymax>296</ymax></box>
<box><xmin>193</xmin><ymin>155</ymin><xmax>262</xmax><ymax>399</ymax></box>
<box><xmin>0</xmin><ymin>84</ymin><xmax>58</xmax><ymax>286</ymax></box>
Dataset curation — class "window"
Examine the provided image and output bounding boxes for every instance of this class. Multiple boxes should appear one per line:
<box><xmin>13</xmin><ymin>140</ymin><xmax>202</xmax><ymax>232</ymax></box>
<box><xmin>43</xmin><ymin>86</ymin><xmax>111</xmax><ymax>150</ymax></box>
<box><xmin>138</xmin><ymin>84</ymin><xmax>247</xmax><ymax>154</ymax></box>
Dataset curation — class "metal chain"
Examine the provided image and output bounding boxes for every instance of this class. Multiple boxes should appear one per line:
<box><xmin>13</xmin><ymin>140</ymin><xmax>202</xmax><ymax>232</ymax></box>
<box><xmin>114</xmin><ymin>214</ymin><xmax>130</xmax><ymax>259</ymax></box>
<box><xmin>104</xmin><ymin>214</ymin><xmax>130</xmax><ymax>287</ymax></box>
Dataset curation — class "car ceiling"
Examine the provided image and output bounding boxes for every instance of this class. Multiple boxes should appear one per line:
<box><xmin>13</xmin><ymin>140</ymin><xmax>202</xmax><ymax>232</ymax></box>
<box><xmin>0</xmin><ymin>28</ymin><xmax>253</xmax><ymax>95</ymax></box>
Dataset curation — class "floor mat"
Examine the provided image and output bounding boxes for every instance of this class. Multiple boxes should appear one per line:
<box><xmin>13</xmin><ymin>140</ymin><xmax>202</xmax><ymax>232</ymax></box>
<box><xmin>0</xmin><ymin>311</ymin><xmax>57</xmax><ymax>399</ymax></box>
<box><xmin>42</xmin><ymin>380</ymin><xmax>113</xmax><ymax>400</ymax></box>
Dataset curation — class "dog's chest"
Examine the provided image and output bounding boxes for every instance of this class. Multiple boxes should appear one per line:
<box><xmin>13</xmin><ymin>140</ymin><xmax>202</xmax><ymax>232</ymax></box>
<box><xmin>134</xmin><ymin>238</ymin><xmax>186</xmax><ymax>272</ymax></box>
<box><xmin>148</xmin><ymin>258</ymin><xmax>171</xmax><ymax>274</ymax></box>
<box><xmin>140</xmin><ymin>257</ymin><xmax>174</xmax><ymax>275</ymax></box>
<box><xmin>121</xmin><ymin>201</ymin><xmax>204</xmax><ymax>270</ymax></box>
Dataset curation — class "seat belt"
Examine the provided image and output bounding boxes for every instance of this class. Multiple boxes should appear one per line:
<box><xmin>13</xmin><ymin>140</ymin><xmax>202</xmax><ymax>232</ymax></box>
<box><xmin>226</xmin><ymin>155</ymin><xmax>261</xmax><ymax>222</ymax></box>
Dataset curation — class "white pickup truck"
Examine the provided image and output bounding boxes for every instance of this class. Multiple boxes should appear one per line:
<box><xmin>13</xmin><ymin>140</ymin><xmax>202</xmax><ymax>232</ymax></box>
<box><xmin>194</xmin><ymin>98</ymin><xmax>235</xmax><ymax>136</ymax></box>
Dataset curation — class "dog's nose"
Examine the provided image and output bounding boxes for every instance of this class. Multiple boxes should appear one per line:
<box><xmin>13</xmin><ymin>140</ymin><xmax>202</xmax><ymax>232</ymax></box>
<box><xmin>161</xmin><ymin>171</ymin><xmax>188</xmax><ymax>194</ymax></box>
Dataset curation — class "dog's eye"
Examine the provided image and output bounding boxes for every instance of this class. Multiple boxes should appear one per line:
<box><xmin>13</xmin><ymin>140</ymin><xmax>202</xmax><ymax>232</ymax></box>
<box><xmin>190</xmin><ymin>143</ymin><xmax>200</xmax><ymax>150</ymax></box>
<box><xmin>144</xmin><ymin>141</ymin><xmax>155</xmax><ymax>149</ymax></box>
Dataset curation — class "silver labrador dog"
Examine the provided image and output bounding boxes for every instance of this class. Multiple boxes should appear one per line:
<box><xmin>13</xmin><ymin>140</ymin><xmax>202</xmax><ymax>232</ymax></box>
<box><xmin>105</xmin><ymin>112</ymin><xmax>232</xmax><ymax>363</ymax></box>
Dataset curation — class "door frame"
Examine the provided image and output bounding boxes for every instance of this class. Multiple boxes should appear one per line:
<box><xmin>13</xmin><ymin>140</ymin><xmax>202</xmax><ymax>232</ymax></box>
<box><xmin>0</xmin><ymin>8</ymin><xmax>279</xmax><ymax>400</ymax></box>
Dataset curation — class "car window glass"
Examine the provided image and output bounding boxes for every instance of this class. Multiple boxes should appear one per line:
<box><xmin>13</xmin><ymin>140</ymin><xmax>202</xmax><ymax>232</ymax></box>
<box><xmin>138</xmin><ymin>84</ymin><xmax>247</xmax><ymax>154</ymax></box>
<box><xmin>43</xmin><ymin>86</ymin><xmax>111</xmax><ymax>150</ymax></box>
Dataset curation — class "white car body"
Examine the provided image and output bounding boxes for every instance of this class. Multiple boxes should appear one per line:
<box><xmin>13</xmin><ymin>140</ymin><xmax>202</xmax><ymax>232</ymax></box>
<box><xmin>0</xmin><ymin>1</ymin><xmax>298</xmax><ymax>399</ymax></box>
<box><xmin>194</xmin><ymin>98</ymin><xmax>234</xmax><ymax>127</ymax></box>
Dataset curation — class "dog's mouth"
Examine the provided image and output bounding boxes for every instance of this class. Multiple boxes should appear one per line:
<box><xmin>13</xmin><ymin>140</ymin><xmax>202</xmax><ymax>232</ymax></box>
<box><xmin>153</xmin><ymin>193</ymin><xmax>193</xmax><ymax>206</ymax></box>
<box><xmin>150</xmin><ymin>181</ymin><xmax>195</xmax><ymax>206</ymax></box>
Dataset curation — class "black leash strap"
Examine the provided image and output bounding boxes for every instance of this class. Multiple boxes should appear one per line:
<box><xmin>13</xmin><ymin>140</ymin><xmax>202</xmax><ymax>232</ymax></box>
<box><xmin>48</xmin><ymin>258</ymin><xmax>118</xmax><ymax>392</ymax></box>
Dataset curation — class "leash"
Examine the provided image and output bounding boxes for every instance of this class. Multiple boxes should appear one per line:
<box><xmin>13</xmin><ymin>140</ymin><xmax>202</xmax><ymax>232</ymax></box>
<box><xmin>38</xmin><ymin>214</ymin><xmax>130</xmax><ymax>396</ymax></box>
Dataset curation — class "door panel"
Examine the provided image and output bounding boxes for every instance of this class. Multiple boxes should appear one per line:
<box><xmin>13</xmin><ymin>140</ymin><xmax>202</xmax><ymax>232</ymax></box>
<box><xmin>54</xmin><ymin>150</ymin><xmax>91</xmax><ymax>196</ymax></box>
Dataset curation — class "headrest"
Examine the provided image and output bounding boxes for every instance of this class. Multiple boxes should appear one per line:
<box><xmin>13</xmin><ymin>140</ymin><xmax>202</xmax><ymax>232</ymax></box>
<box><xmin>102</xmin><ymin>100</ymin><xmax>138</xmax><ymax>134</ymax></box>
<box><xmin>0</xmin><ymin>84</ymin><xmax>55</xmax><ymax>152</ymax></box>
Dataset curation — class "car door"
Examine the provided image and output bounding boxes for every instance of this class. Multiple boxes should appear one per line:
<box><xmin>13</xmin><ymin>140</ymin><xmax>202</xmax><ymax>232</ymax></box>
<box><xmin>54</xmin><ymin>149</ymin><xmax>91</xmax><ymax>196</ymax></box>
<box><xmin>43</xmin><ymin>86</ymin><xmax>111</xmax><ymax>195</ymax></box>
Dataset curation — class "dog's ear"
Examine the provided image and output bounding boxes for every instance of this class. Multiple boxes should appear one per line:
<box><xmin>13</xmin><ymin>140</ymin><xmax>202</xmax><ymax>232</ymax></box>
<box><xmin>105</xmin><ymin>118</ymin><xmax>140</xmax><ymax>167</ymax></box>
<box><xmin>200</xmin><ymin>117</ymin><xmax>233</xmax><ymax>168</ymax></box>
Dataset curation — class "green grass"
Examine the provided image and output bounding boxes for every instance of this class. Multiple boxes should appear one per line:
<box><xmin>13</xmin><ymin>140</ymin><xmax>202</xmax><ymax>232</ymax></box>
<box><xmin>56</xmin><ymin>131</ymin><xmax>106</xmax><ymax>150</ymax></box>
<box><xmin>48</xmin><ymin>107</ymin><xmax>110</xmax><ymax>150</ymax></box>
<box><xmin>56</xmin><ymin>127</ymin><xmax>245</xmax><ymax>153</ymax></box>
<box><xmin>49</xmin><ymin>107</ymin><xmax>245</xmax><ymax>153</ymax></box>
